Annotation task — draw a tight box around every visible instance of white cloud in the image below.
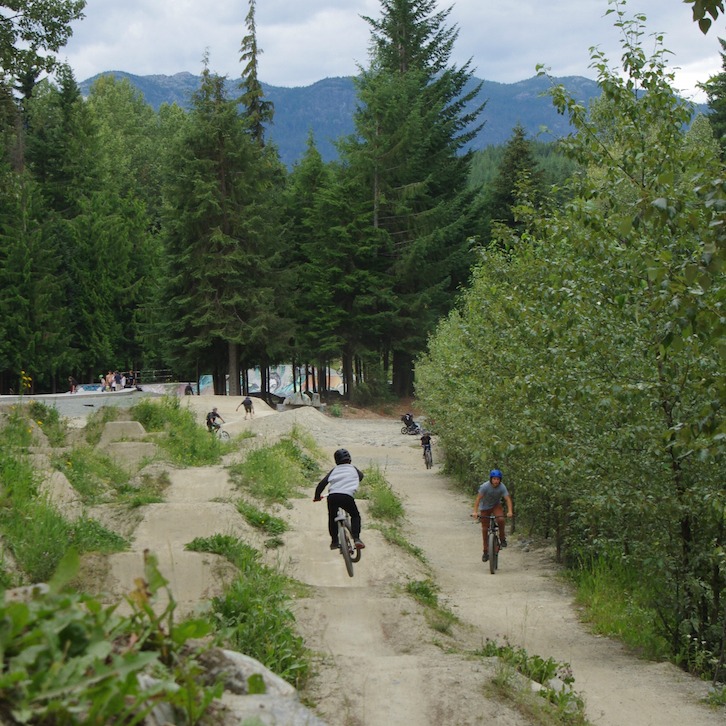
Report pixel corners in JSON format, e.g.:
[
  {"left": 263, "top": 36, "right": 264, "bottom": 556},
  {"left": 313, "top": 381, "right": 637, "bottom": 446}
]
[{"left": 60, "top": 1, "right": 724, "bottom": 100}]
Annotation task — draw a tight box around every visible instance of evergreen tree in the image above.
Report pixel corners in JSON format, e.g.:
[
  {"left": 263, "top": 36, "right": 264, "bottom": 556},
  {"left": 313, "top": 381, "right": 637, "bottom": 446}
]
[
  {"left": 162, "top": 64, "right": 283, "bottom": 395},
  {"left": 485, "top": 123, "right": 545, "bottom": 232},
  {"left": 343, "top": 0, "right": 485, "bottom": 396},
  {"left": 238, "top": 0, "right": 273, "bottom": 147},
  {"left": 698, "top": 37, "right": 726, "bottom": 156}
]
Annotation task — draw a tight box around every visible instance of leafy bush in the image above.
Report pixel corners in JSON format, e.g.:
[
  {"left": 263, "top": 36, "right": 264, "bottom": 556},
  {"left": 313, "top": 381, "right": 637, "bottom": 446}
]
[
  {"left": 186, "top": 535, "right": 309, "bottom": 687},
  {"left": 0, "top": 552, "right": 219, "bottom": 724}
]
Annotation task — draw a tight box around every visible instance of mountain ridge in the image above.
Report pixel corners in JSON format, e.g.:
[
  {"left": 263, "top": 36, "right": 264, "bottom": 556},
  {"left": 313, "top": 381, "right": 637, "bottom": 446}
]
[{"left": 77, "top": 71, "right": 700, "bottom": 168}]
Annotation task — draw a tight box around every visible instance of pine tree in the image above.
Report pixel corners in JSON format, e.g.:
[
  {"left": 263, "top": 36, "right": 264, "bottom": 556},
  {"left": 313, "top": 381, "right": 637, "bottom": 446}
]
[
  {"left": 699, "top": 37, "right": 726, "bottom": 157},
  {"left": 485, "top": 123, "right": 545, "bottom": 232},
  {"left": 343, "top": 0, "right": 485, "bottom": 395},
  {"left": 238, "top": 0, "right": 274, "bottom": 146}
]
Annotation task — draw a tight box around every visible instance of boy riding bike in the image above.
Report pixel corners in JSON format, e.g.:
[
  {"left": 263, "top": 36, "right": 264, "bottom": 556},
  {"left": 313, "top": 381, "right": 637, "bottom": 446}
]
[
  {"left": 206, "top": 407, "right": 224, "bottom": 433},
  {"left": 472, "top": 469, "right": 513, "bottom": 562},
  {"left": 313, "top": 448, "right": 365, "bottom": 550}
]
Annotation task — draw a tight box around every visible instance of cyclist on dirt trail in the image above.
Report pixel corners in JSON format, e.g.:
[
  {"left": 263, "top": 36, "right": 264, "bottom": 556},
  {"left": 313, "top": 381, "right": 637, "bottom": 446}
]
[
  {"left": 206, "top": 407, "right": 224, "bottom": 433},
  {"left": 472, "top": 469, "right": 513, "bottom": 562},
  {"left": 313, "top": 448, "right": 365, "bottom": 551},
  {"left": 420, "top": 430, "right": 432, "bottom": 458}
]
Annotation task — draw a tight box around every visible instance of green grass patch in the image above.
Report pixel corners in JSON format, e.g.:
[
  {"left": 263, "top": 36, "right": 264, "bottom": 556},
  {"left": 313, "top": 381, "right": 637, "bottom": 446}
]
[
  {"left": 131, "top": 396, "right": 238, "bottom": 466},
  {"left": 53, "top": 446, "right": 131, "bottom": 504},
  {"left": 26, "top": 401, "right": 67, "bottom": 446},
  {"left": 122, "top": 469, "right": 171, "bottom": 507},
  {"left": 84, "top": 405, "right": 121, "bottom": 445},
  {"left": 374, "top": 523, "right": 427, "bottom": 563},
  {"left": 237, "top": 500, "right": 288, "bottom": 536},
  {"left": 186, "top": 534, "right": 310, "bottom": 687},
  {"left": 568, "top": 556, "right": 670, "bottom": 661},
  {"left": 405, "top": 578, "right": 458, "bottom": 635},
  {"left": 358, "top": 464, "right": 404, "bottom": 522},
  {"left": 2, "top": 405, "right": 34, "bottom": 449},
  {"left": 228, "top": 429, "right": 320, "bottom": 505},
  {"left": 0, "top": 429, "right": 127, "bottom": 583}
]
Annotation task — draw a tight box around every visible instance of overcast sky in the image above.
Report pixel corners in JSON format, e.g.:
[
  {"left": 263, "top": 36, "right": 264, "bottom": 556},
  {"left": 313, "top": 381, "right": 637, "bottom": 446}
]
[{"left": 61, "top": 1, "right": 724, "bottom": 102}]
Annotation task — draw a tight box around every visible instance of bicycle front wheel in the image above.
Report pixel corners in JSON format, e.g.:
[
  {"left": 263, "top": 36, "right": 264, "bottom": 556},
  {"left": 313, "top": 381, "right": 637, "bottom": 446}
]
[
  {"left": 488, "top": 531, "right": 498, "bottom": 574},
  {"left": 424, "top": 449, "right": 433, "bottom": 469},
  {"left": 218, "top": 430, "right": 230, "bottom": 441},
  {"left": 339, "top": 520, "right": 354, "bottom": 577}
]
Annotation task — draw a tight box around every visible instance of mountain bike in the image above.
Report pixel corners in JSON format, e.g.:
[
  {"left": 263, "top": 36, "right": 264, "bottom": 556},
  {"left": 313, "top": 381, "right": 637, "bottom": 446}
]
[
  {"left": 423, "top": 445, "right": 433, "bottom": 469},
  {"left": 335, "top": 507, "right": 362, "bottom": 577},
  {"left": 478, "top": 514, "right": 501, "bottom": 575},
  {"left": 208, "top": 424, "right": 230, "bottom": 441}
]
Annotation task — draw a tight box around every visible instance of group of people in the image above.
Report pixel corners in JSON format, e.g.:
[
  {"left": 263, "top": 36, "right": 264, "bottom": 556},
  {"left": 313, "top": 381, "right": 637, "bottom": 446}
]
[
  {"left": 98, "top": 370, "right": 136, "bottom": 391},
  {"left": 314, "top": 414, "right": 512, "bottom": 563}
]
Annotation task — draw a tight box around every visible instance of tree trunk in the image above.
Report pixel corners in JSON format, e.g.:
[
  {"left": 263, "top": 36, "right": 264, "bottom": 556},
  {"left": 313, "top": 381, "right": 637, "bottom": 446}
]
[
  {"left": 228, "top": 342, "right": 240, "bottom": 397},
  {"left": 392, "top": 350, "right": 414, "bottom": 397}
]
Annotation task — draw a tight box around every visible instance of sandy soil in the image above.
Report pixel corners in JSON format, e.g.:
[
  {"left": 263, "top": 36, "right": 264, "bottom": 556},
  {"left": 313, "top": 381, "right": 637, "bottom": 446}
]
[{"left": 83, "top": 397, "right": 721, "bottom": 726}]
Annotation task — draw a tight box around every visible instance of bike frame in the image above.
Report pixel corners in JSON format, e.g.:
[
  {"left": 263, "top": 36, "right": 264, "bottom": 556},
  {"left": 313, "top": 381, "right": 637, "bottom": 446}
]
[
  {"left": 335, "top": 507, "right": 361, "bottom": 577},
  {"left": 479, "top": 514, "right": 501, "bottom": 574}
]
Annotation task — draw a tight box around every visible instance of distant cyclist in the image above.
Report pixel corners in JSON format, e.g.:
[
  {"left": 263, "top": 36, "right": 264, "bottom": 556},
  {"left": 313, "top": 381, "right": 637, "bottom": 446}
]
[
  {"left": 420, "top": 430, "right": 432, "bottom": 458},
  {"left": 206, "top": 407, "right": 224, "bottom": 433},
  {"left": 313, "top": 448, "right": 365, "bottom": 550},
  {"left": 472, "top": 469, "right": 513, "bottom": 563}
]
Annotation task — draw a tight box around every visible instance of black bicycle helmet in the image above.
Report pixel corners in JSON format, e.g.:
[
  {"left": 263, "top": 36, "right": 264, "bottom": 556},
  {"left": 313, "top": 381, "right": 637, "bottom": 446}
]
[{"left": 334, "top": 448, "right": 352, "bottom": 465}]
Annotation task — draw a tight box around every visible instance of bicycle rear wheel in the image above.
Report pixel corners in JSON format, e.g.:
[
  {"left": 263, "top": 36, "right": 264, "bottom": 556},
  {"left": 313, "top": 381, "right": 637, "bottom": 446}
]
[
  {"left": 488, "top": 530, "right": 498, "bottom": 574},
  {"left": 424, "top": 448, "right": 433, "bottom": 469},
  {"left": 338, "top": 520, "right": 354, "bottom": 577}
]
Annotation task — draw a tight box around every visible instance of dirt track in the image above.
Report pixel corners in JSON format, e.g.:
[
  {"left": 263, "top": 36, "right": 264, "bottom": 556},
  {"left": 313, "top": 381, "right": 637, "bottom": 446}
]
[{"left": 91, "top": 397, "right": 721, "bottom": 726}]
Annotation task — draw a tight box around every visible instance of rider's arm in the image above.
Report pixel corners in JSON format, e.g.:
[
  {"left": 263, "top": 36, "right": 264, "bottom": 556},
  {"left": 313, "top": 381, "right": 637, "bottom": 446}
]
[
  {"left": 504, "top": 494, "right": 514, "bottom": 517},
  {"left": 313, "top": 471, "right": 332, "bottom": 501},
  {"left": 473, "top": 492, "right": 483, "bottom": 516}
]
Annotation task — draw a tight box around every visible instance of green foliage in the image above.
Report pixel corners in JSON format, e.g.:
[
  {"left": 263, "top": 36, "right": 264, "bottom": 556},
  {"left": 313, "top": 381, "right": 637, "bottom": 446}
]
[
  {"left": 416, "top": 3, "right": 725, "bottom": 679},
  {"left": 358, "top": 464, "right": 404, "bottom": 522},
  {"left": 406, "top": 578, "right": 439, "bottom": 608},
  {"left": 186, "top": 534, "right": 309, "bottom": 687},
  {"left": 237, "top": 500, "right": 288, "bottom": 536},
  {"left": 569, "top": 557, "right": 670, "bottom": 660},
  {"left": 131, "top": 396, "right": 230, "bottom": 466},
  {"left": 0, "top": 551, "right": 220, "bottom": 724},
  {"left": 228, "top": 430, "right": 319, "bottom": 504},
  {"left": 25, "top": 400, "right": 66, "bottom": 446},
  {"left": 83, "top": 404, "right": 121, "bottom": 445},
  {"left": 53, "top": 446, "right": 131, "bottom": 503}
]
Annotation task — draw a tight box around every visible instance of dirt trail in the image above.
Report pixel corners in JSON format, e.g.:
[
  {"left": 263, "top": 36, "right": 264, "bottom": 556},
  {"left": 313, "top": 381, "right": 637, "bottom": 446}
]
[{"left": 94, "top": 400, "right": 720, "bottom": 726}]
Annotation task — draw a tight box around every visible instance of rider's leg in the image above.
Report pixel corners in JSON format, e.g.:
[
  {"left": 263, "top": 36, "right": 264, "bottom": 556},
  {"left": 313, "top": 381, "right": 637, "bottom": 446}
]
[
  {"left": 480, "top": 507, "right": 493, "bottom": 552},
  {"left": 326, "top": 494, "right": 340, "bottom": 544},
  {"left": 335, "top": 493, "right": 362, "bottom": 540},
  {"left": 492, "top": 503, "right": 506, "bottom": 541}
]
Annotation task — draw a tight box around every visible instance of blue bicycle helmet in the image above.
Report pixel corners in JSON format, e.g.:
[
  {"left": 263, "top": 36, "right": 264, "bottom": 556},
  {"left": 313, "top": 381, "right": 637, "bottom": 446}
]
[{"left": 489, "top": 469, "right": 503, "bottom": 479}]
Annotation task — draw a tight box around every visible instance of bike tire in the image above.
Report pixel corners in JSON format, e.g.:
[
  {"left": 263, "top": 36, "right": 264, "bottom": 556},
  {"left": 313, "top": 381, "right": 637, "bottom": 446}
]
[
  {"left": 488, "top": 530, "right": 498, "bottom": 574},
  {"left": 339, "top": 520, "right": 354, "bottom": 577},
  {"left": 401, "top": 425, "right": 409, "bottom": 434},
  {"left": 424, "top": 449, "right": 433, "bottom": 469},
  {"left": 218, "top": 430, "right": 230, "bottom": 441}
]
